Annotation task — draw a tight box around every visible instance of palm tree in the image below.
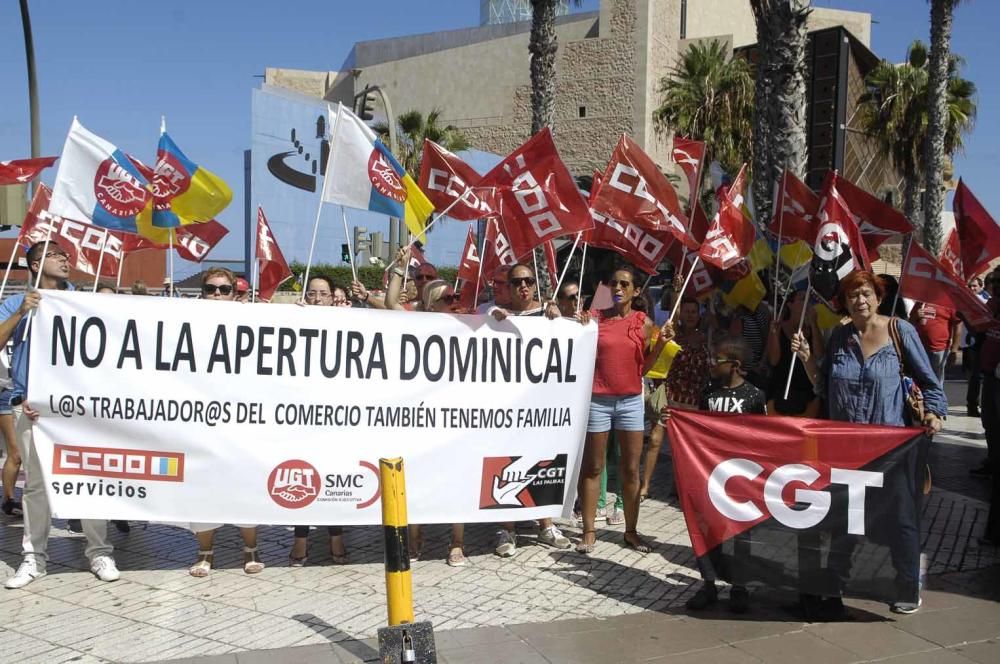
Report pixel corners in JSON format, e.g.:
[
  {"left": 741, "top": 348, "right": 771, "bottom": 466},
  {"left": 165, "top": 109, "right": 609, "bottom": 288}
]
[
  {"left": 859, "top": 40, "right": 976, "bottom": 233},
  {"left": 923, "top": 0, "right": 963, "bottom": 255},
  {"left": 749, "top": 0, "right": 811, "bottom": 221},
  {"left": 653, "top": 39, "right": 754, "bottom": 179},
  {"left": 373, "top": 109, "right": 469, "bottom": 177}
]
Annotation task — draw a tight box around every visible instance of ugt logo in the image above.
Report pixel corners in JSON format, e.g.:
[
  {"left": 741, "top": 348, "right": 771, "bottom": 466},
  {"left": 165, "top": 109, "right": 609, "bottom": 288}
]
[{"left": 268, "top": 459, "right": 320, "bottom": 509}]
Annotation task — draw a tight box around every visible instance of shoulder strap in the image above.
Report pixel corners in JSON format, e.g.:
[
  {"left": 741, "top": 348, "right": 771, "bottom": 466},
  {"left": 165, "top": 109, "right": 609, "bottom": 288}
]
[{"left": 887, "top": 317, "right": 907, "bottom": 378}]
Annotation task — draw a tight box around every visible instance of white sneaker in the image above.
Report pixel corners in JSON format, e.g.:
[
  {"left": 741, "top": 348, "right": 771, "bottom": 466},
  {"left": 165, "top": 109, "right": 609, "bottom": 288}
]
[
  {"left": 537, "top": 525, "right": 571, "bottom": 549},
  {"left": 90, "top": 556, "right": 120, "bottom": 582},
  {"left": 494, "top": 529, "right": 517, "bottom": 557},
  {"left": 5, "top": 559, "right": 46, "bottom": 589}
]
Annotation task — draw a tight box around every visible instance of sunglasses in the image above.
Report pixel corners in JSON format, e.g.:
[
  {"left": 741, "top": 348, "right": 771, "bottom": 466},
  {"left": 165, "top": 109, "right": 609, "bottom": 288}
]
[
  {"left": 558, "top": 291, "right": 579, "bottom": 300},
  {"left": 45, "top": 250, "right": 70, "bottom": 260},
  {"left": 610, "top": 280, "right": 633, "bottom": 289},
  {"left": 510, "top": 277, "right": 536, "bottom": 287},
  {"left": 202, "top": 284, "right": 234, "bottom": 295},
  {"left": 416, "top": 273, "right": 435, "bottom": 281},
  {"left": 438, "top": 293, "right": 458, "bottom": 304}
]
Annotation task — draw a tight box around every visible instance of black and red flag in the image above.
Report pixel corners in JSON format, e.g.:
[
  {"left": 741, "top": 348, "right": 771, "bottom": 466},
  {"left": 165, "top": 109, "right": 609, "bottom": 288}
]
[
  {"left": 810, "top": 171, "right": 872, "bottom": 302},
  {"left": 668, "top": 409, "right": 928, "bottom": 602}
]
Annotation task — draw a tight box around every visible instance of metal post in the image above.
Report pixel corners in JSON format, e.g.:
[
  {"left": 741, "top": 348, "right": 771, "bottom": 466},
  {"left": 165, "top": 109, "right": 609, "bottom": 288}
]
[
  {"left": 19, "top": 0, "right": 40, "bottom": 196},
  {"left": 379, "top": 457, "right": 413, "bottom": 625}
]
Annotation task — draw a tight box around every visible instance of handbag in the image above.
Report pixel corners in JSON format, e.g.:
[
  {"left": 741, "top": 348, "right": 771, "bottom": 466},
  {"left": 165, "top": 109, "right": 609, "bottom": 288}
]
[{"left": 888, "top": 317, "right": 932, "bottom": 494}]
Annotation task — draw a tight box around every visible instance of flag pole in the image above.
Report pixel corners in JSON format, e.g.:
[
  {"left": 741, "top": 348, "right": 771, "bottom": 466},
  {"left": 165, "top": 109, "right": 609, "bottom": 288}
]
[
  {"left": 21, "top": 213, "right": 54, "bottom": 343},
  {"left": 669, "top": 255, "right": 700, "bottom": 322},
  {"left": 576, "top": 241, "right": 588, "bottom": 314},
  {"left": 92, "top": 228, "right": 109, "bottom": 292},
  {"left": 0, "top": 233, "right": 24, "bottom": 300},
  {"left": 116, "top": 253, "right": 125, "bottom": 292},
  {"left": 250, "top": 259, "right": 259, "bottom": 303},
  {"left": 782, "top": 277, "right": 812, "bottom": 400},
  {"left": 533, "top": 252, "right": 542, "bottom": 304},
  {"left": 340, "top": 205, "right": 358, "bottom": 283},
  {"left": 168, "top": 230, "right": 175, "bottom": 297},
  {"left": 302, "top": 118, "right": 336, "bottom": 302},
  {"left": 772, "top": 175, "right": 785, "bottom": 318},
  {"left": 551, "top": 232, "right": 581, "bottom": 304},
  {"left": 472, "top": 225, "right": 486, "bottom": 312},
  {"left": 410, "top": 195, "right": 465, "bottom": 247},
  {"left": 891, "top": 235, "right": 911, "bottom": 317}
]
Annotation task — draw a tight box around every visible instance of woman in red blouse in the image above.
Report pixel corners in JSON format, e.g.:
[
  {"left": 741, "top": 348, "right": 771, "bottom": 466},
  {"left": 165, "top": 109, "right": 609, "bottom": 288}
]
[{"left": 577, "top": 266, "right": 674, "bottom": 554}]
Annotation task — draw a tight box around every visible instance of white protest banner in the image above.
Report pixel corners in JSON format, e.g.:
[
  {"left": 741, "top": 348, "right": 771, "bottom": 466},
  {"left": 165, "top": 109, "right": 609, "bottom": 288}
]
[{"left": 28, "top": 292, "right": 596, "bottom": 525}]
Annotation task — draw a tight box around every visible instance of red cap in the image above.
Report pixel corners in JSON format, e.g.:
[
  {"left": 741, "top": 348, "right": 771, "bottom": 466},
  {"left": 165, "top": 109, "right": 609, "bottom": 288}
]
[{"left": 236, "top": 277, "right": 250, "bottom": 292}]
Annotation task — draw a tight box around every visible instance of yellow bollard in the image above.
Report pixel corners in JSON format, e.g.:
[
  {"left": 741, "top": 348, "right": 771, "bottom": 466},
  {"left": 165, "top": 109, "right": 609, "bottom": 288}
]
[{"left": 380, "top": 457, "right": 414, "bottom": 626}]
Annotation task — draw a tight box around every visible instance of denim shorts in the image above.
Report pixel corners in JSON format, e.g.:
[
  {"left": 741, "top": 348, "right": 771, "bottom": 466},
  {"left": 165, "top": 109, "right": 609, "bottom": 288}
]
[
  {"left": 587, "top": 394, "right": 645, "bottom": 433},
  {"left": 0, "top": 388, "right": 12, "bottom": 416}
]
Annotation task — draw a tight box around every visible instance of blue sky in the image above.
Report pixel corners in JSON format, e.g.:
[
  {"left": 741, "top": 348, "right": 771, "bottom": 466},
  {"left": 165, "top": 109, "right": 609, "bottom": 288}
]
[{"left": 0, "top": 1, "right": 996, "bottom": 276}]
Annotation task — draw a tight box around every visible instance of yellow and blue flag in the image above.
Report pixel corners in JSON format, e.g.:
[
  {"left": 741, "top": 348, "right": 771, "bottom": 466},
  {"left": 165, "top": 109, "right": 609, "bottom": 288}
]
[{"left": 151, "top": 132, "right": 232, "bottom": 229}]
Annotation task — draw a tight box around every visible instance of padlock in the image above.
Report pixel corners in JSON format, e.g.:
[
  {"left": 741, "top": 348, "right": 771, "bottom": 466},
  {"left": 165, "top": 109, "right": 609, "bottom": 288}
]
[{"left": 401, "top": 632, "right": 416, "bottom": 663}]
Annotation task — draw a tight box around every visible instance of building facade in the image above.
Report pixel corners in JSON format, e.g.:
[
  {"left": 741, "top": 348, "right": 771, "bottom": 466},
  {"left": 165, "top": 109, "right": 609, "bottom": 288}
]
[{"left": 266, "top": 0, "right": 873, "bottom": 200}]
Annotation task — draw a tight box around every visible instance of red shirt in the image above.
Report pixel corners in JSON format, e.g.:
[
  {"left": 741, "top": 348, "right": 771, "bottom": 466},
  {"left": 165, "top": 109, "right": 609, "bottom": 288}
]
[
  {"left": 592, "top": 310, "right": 646, "bottom": 396},
  {"left": 912, "top": 304, "right": 958, "bottom": 352}
]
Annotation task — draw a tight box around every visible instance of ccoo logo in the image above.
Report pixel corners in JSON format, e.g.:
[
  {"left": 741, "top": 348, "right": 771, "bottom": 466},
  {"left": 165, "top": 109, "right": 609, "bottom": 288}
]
[{"left": 267, "top": 459, "right": 320, "bottom": 509}]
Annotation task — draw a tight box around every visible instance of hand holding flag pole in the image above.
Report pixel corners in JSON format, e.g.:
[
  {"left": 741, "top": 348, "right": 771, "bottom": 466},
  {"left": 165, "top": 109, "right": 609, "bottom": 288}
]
[{"left": 782, "top": 276, "right": 812, "bottom": 401}]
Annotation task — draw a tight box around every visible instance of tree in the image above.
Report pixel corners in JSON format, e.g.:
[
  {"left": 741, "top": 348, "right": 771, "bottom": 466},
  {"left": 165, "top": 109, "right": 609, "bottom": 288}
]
[
  {"left": 527, "top": 0, "right": 581, "bottom": 297},
  {"left": 859, "top": 40, "right": 976, "bottom": 233},
  {"left": 653, "top": 39, "right": 754, "bottom": 179},
  {"left": 373, "top": 109, "right": 469, "bottom": 177},
  {"left": 749, "top": 0, "right": 811, "bottom": 221},
  {"left": 923, "top": 0, "right": 963, "bottom": 255}
]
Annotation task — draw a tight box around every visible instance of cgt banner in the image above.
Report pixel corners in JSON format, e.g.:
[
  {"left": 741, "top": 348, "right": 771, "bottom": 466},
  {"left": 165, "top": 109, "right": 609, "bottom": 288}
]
[
  {"left": 28, "top": 291, "right": 597, "bottom": 525},
  {"left": 667, "top": 409, "right": 928, "bottom": 603}
]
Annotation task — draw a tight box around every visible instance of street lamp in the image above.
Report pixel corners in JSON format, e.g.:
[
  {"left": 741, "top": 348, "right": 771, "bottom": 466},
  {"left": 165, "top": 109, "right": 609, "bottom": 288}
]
[
  {"left": 353, "top": 84, "right": 402, "bottom": 256},
  {"left": 19, "top": 0, "right": 40, "bottom": 195}
]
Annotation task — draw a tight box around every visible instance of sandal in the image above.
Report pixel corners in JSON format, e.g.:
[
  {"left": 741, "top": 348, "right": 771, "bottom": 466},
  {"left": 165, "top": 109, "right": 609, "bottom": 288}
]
[
  {"left": 624, "top": 531, "right": 651, "bottom": 554},
  {"left": 446, "top": 546, "right": 468, "bottom": 567},
  {"left": 243, "top": 546, "right": 265, "bottom": 574},
  {"left": 2, "top": 498, "right": 23, "bottom": 517},
  {"left": 575, "top": 530, "right": 597, "bottom": 554},
  {"left": 330, "top": 537, "right": 349, "bottom": 565},
  {"left": 189, "top": 550, "right": 213, "bottom": 577}
]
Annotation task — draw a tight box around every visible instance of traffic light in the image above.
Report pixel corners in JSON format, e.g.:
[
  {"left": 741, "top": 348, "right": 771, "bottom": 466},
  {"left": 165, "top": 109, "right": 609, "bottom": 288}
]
[
  {"left": 353, "top": 226, "right": 370, "bottom": 256},
  {"left": 357, "top": 88, "right": 378, "bottom": 121},
  {"left": 341, "top": 243, "right": 350, "bottom": 263}
]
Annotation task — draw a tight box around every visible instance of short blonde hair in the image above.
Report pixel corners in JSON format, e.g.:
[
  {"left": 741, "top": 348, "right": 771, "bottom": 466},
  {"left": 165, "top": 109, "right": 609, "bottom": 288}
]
[{"left": 201, "top": 267, "right": 235, "bottom": 286}]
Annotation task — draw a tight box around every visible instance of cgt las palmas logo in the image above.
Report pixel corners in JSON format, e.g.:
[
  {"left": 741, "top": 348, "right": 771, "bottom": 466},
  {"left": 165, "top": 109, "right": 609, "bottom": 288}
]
[
  {"left": 479, "top": 455, "right": 568, "bottom": 509},
  {"left": 268, "top": 459, "right": 381, "bottom": 510}
]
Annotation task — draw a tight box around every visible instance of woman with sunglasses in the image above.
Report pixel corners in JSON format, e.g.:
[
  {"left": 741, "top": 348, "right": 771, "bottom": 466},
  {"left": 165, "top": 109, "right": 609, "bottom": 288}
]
[
  {"left": 488, "top": 263, "right": 571, "bottom": 556},
  {"left": 286, "top": 275, "right": 351, "bottom": 566},
  {"left": 576, "top": 266, "right": 675, "bottom": 554},
  {"left": 189, "top": 268, "right": 265, "bottom": 577}
]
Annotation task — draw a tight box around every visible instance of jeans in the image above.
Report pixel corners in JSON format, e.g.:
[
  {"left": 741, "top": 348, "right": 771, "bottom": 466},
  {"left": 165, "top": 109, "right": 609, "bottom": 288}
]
[
  {"left": 15, "top": 405, "right": 112, "bottom": 568},
  {"left": 927, "top": 350, "right": 947, "bottom": 386}
]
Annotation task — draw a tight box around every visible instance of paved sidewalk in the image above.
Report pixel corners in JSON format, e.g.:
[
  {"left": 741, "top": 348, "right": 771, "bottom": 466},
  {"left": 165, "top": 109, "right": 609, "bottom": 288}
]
[{"left": 0, "top": 382, "right": 997, "bottom": 663}]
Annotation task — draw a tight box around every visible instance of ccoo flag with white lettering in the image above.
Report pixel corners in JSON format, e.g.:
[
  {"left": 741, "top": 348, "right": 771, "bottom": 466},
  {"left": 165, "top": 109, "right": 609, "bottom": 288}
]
[{"left": 667, "top": 409, "right": 927, "bottom": 605}]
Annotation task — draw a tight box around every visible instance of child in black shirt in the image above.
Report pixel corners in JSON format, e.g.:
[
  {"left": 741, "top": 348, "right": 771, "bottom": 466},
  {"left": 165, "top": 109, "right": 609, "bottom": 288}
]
[{"left": 666, "top": 337, "right": 766, "bottom": 614}]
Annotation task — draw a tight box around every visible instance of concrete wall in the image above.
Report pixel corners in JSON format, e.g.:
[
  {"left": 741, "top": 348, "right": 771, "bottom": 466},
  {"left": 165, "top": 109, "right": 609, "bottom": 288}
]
[{"left": 684, "top": 2, "right": 870, "bottom": 49}]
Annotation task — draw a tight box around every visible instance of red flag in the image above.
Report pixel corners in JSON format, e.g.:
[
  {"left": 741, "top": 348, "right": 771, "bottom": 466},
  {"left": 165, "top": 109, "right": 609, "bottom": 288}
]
[
  {"left": 667, "top": 409, "right": 923, "bottom": 558},
  {"left": 810, "top": 171, "right": 872, "bottom": 301},
  {"left": 834, "top": 173, "right": 912, "bottom": 255},
  {"left": 175, "top": 220, "right": 229, "bottom": 263},
  {"left": 769, "top": 170, "right": 819, "bottom": 243},
  {"left": 0, "top": 156, "right": 58, "bottom": 185},
  {"left": 953, "top": 179, "right": 1000, "bottom": 279},
  {"left": 666, "top": 241, "right": 715, "bottom": 299},
  {"left": 543, "top": 241, "right": 558, "bottom": 287},
  {"left": 456, "top": 226, "right": 483, "bottom": 285},
  {"left": 18, "top": 184, "right": 125, "bottom": 278},
  {"left": 587, "top": 195, "right": 675, "bottom": 276},
  {"left": 481, "top": 218, "right": 518, "bottom": 282},
  {"left": 939, "top": 228, "right": 964, "bottom": 279},
  {"left": 671, "top": 137, "right": 705, "bottom": 207},
  {"left": 256, "top": 207, "right": 293, "bottom": 300},
  {"left": 591, "top": 134, "right": 696, "bottom": 250},
  {"left": 901, "top": 241, "right": 995, "bottom": 332},
  {"left": 700, "top": 164, "right": 754, "bottom": 270},
  {"left": 478, "top": 128, "right": 594, "bottom": 259},
  {"left": 418, "top": 140, "right": 495, "bottom": 221}
]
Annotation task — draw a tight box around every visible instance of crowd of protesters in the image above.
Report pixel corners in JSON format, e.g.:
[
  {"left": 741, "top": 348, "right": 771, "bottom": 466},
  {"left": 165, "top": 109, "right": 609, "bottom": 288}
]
[{"left": 1, "top": 238, "right": 997, "bottom": 620}]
